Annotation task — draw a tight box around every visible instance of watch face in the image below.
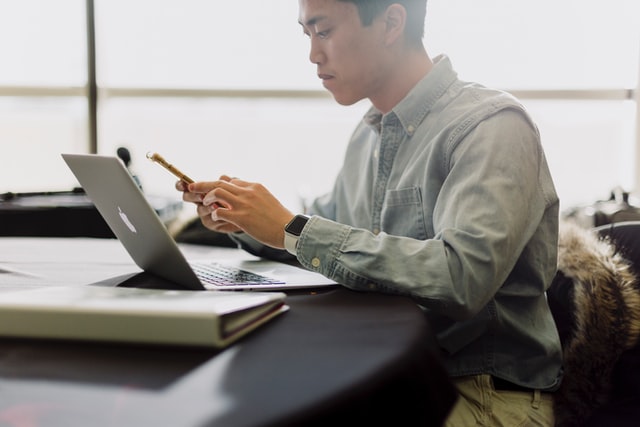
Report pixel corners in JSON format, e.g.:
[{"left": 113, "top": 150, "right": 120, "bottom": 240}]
[{"left": 286, "top": 215, "right": 308, "bottom": 236}]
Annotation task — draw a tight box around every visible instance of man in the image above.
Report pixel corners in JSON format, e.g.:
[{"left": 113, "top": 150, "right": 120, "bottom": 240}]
[{"left": 178, "top": 0, "right": 562, "bottom": 424}]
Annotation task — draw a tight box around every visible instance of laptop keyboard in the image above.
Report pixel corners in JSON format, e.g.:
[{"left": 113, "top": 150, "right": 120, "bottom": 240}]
[{"left": 191, "top": 262, "right": 285, "bottom": 287}]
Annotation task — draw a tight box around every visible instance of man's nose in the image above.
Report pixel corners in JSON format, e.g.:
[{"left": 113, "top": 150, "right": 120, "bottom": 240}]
[{"left": 309, "top": 38, "right": 324, "bottom": 65}]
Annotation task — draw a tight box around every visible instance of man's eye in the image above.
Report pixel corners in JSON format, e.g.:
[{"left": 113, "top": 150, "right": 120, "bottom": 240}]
[{"left": 316, "top": 29, "right": 330, "bottom": 39}]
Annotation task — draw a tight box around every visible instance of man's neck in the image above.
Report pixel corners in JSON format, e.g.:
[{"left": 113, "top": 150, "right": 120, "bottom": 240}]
[{"left": 371, "top": 48, "right": 433, "bottom": 114}]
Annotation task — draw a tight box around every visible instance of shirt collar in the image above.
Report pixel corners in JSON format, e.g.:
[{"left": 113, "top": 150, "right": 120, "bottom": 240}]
[{"left": 365, "top": 55, "right": 458, "bottom": 136}]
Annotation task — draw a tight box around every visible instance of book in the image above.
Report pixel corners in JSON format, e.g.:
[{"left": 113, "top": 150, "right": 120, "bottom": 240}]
[{"left": 0, "top": 285, "right": 288, "bottom": 348}]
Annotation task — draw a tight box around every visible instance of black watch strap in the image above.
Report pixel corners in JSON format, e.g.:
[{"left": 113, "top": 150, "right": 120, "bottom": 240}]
[{"left": 284, "top": 215, "right": 309, "bottom": 255}]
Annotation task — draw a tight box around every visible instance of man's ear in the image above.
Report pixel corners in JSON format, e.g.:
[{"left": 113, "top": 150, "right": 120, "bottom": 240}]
[{"left": 383, "top": 4, "right": 406, "bottom": 46}]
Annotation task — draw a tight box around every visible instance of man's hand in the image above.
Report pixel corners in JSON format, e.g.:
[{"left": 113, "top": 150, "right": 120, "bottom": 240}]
[
  {"left": 177, "top": 176, "right": 294, "bottom": 248},
  {"left": 176, "top": 175, "right": 242, "bottom": 234}
]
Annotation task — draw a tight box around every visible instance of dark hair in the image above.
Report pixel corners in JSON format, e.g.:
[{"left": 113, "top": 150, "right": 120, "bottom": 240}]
[{"left": 338, "top": 0, "right": 427, "bottom": 46}]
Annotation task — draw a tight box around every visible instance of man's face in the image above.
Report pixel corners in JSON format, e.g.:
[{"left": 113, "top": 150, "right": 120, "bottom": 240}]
[{"left": 298, "top": 0, "right": 388, "bottom": 106}]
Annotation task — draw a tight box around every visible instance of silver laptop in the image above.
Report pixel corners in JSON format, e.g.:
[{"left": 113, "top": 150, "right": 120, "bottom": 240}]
[{"left": 61, "top": 153, "right": 337, "bottom": 291}]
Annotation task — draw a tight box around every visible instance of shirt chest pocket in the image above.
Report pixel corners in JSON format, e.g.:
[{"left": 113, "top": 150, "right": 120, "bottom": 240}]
[{"left": 380, "top": 187, "right": 428, "bottom": 240}]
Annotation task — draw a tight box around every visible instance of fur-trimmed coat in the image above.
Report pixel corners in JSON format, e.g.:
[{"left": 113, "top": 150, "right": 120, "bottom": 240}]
[{"left": 548, "top": 221, "right": 640, "bottom": 427}]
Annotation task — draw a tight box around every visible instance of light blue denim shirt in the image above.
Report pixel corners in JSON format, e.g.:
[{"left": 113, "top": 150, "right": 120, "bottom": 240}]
[{"left": 235, "top": 55, "right": 563, "bottom": 390}]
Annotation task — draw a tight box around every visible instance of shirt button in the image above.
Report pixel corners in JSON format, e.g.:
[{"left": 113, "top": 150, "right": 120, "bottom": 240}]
[
  {"left": 311, "top": 257, "right": 321, "bottom": 268},
  {"left": 373, "top": 228, "right": 380, "bottom": 235},
  {"left": 407, "top": 125, "right": 415, "bottom": 134}
]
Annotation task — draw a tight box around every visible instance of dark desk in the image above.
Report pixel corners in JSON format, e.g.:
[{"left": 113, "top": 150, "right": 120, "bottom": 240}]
[{"left": 0, "top": 238, "right": 457, "bottom": 426}]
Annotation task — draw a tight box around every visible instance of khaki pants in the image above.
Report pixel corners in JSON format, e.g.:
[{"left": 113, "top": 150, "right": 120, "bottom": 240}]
[{"left": 444, "top": 374, "right": 554, "bottom": 427}]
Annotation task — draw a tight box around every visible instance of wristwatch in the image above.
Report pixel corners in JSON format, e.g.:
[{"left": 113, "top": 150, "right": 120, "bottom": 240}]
[{"left": 284, "top": 214, "right": 309, "bottom": 256}]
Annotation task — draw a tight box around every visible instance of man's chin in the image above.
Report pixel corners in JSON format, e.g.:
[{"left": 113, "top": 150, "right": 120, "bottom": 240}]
[{"left": 330, "top": 92, "right": 363, "bottom": 107}]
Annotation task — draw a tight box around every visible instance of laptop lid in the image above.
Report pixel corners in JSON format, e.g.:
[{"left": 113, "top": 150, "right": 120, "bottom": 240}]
[{"left": 61, "top": 153, "right": 336, "bottom": 291}]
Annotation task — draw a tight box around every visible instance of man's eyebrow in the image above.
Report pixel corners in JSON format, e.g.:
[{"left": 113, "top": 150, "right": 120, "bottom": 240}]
[{"left": 298, "top": 15, "right": 327, "bottom": 27}]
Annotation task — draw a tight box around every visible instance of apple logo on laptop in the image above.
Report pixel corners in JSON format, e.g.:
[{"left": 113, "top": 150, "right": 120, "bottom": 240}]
[{"left": 118, "top": 206, "right": 137, "bottom": 233}]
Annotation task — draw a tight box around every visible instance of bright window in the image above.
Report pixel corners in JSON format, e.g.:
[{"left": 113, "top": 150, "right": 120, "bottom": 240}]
[
  {"left": 425, "top": 0, "right": 640, "bottom": 89},
  {"left": 96, "top": 0, "right": 316, "bottom": 90},
  {"left": 0, "top": 0, "right": 86, "bottom": 86},
  {"left": 1, "top": 0, "right": 638, "bottom": 212}
]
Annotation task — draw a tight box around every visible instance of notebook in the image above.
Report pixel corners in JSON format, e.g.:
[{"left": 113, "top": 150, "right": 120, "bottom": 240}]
[
  {"left": 0, "top": 285, "right": 288, "bottom": 348},
  {"left": 61, "top": 153, "right": 337, "bottom": 291}
]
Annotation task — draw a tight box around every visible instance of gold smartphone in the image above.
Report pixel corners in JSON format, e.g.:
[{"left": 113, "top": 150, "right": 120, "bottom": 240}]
[{"left": 146, "top": 152, "right": 194, "bottom": 184}]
